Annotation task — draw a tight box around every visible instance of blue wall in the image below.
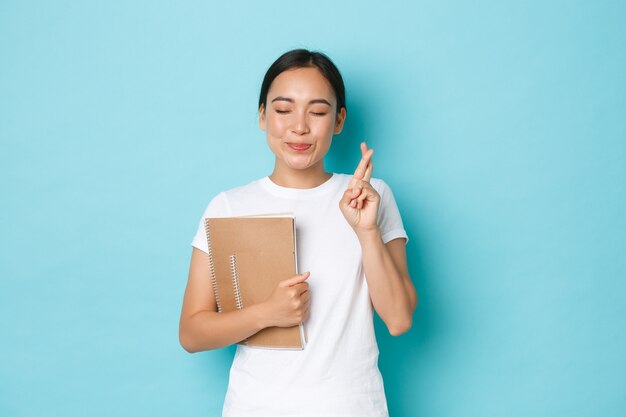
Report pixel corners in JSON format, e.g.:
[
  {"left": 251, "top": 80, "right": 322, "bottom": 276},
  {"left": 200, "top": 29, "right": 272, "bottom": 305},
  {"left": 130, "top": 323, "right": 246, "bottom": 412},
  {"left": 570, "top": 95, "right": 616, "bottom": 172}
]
[{"left": 1, "top": 1, "right": 624, "bottom": 416}]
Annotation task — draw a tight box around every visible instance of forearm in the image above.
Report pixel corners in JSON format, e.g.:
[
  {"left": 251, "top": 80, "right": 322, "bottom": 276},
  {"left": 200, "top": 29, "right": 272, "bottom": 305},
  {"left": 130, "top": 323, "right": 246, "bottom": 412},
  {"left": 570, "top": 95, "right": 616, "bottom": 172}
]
[
  {"left": 358, "top": 228, "right": 413, "bottom": 334},
  {"left": 179, "top": 304, "right": 268, "bottom": 353}
]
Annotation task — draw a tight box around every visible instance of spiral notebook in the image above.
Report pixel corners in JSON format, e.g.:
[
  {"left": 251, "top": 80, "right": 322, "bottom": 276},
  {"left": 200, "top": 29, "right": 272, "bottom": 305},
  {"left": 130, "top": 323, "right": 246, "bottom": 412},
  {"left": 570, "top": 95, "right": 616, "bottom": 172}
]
[{"left": 203, "top": 213, "right": 307, "bottom": 350}]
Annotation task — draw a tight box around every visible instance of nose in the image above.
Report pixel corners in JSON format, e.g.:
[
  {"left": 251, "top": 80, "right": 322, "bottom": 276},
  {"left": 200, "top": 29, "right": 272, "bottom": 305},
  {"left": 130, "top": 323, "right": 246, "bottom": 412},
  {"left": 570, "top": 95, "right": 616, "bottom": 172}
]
[{"left": 291, "top": 111, "right": 309, "bottom": 135}]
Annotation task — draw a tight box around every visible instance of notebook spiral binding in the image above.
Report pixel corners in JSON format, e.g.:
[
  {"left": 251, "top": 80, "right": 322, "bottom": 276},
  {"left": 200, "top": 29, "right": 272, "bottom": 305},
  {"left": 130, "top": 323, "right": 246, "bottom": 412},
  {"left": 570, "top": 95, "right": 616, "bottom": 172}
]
[
  {"left": 204, "top": 219, "right": 223, "bottom": 313},
  {"left": 229, "top": 254, "right": 244, "bottom": 310}
]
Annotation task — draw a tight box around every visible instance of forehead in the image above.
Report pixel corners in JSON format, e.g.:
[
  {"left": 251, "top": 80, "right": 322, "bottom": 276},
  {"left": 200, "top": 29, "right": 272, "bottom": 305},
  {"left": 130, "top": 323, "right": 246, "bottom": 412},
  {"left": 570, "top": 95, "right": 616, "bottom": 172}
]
[{"left": 267, "top": 67, "right": 336, "bottom": 103}]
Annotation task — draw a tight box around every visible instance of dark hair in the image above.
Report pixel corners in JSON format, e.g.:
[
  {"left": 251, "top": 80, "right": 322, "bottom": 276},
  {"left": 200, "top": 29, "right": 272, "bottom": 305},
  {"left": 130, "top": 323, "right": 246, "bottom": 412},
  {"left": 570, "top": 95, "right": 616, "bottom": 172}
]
[{"left": 258, "top": 49, "right": 346, "bottom": 115}]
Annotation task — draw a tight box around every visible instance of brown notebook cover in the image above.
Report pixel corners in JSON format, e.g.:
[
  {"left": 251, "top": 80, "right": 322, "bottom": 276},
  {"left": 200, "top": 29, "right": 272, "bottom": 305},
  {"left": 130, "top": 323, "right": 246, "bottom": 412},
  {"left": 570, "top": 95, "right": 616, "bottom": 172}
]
[{"left": 203, "top": 214, "right": 306, "bottom": 350}]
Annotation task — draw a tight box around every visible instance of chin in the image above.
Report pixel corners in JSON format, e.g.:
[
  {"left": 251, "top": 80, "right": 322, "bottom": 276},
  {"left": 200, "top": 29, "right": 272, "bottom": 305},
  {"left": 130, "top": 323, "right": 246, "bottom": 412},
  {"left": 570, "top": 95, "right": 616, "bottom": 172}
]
[
  {"left": 285, "top": 162, "right": 313, "bottom": 170},
  {"left": 280, "top": 153, "right": 311, "bottom": 166}
]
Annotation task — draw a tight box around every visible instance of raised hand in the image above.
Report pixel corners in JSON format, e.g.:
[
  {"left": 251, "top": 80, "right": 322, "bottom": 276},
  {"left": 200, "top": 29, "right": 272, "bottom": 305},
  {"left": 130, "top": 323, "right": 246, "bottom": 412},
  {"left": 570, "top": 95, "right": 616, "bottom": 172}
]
[{"left": 339, "top": 142, "right": 381, "bottom": 233}]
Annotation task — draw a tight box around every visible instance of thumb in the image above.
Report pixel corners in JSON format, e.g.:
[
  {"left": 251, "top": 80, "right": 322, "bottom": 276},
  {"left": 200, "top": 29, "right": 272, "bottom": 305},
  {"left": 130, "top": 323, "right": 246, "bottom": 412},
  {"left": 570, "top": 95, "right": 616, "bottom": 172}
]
[
  {"left": 340, "top": 187, "right": 359, "bottom": 207},
  {"left": 279, "top": 271, "right": 310, "bottom": 287}
]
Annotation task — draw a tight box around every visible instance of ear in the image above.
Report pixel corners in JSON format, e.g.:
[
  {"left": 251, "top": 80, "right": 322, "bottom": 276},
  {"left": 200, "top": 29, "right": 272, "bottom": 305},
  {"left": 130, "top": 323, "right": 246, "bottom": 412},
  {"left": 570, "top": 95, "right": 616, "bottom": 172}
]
[
  {"left": 259, "top": 104, "right": 267, "bottom": 131},
  {"left": 333, "top": 107, "right": 347, "bottom": 135}
]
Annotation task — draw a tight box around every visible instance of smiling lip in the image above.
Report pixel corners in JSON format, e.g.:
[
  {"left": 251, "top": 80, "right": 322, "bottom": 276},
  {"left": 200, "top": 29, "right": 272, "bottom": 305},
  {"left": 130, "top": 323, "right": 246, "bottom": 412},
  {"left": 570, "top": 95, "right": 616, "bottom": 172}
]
[{"left": 287, "top": 143, "right": 312, "bottom": 151}]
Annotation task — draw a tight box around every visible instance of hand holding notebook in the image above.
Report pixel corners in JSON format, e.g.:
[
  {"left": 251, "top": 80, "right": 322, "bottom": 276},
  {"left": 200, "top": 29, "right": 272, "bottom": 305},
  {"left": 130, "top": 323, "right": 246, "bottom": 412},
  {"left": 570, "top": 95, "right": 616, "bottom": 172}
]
[
  {"left": 260, "top": 271, "right": 310, "bottom": 328},
  {"left": 204, "top": 213, "right": 308, "bottom": 349}
]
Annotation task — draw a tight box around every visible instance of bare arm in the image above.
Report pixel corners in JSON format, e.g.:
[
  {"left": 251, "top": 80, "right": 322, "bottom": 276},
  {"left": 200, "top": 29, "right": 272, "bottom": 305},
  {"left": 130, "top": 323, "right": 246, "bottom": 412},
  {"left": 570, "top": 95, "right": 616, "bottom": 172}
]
[
  {"left": 179, "top": 247, "right": 310, "bottom": 353},
  {"left": 339, "top": 141, "right": 418, "bottom": 336},
  {"left": 358, "top": 233, "right": 417, "bottom": 336}
]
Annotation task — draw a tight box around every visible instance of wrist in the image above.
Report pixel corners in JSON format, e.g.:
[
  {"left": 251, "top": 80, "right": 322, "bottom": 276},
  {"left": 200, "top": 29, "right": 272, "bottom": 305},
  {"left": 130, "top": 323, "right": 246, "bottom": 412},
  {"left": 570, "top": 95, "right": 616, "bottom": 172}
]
[
  {"left": 355, "top": 226, "right": 382, "bottom": 243},
  {"left": 248, "top": 303, "right": 271, "bottom": 330}
]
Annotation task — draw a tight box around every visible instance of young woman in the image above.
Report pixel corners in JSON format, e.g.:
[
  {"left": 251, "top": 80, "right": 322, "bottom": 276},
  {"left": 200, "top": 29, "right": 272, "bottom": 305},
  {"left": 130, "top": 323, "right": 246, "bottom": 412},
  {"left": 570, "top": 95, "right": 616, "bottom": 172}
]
[{"left": 179, "top": 49, "right": 417, "bottom": 417}]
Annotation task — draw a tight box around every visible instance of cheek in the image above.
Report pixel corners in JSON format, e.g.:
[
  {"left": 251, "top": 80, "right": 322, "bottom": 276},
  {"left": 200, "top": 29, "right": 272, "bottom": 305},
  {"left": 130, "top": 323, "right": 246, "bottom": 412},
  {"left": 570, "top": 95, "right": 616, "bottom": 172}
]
[
  {"left": 310, "top": 117, "right": 334, "bottom": 134},
  {"left": 267, "top": 116, "right": 289, "bottom": 135}
]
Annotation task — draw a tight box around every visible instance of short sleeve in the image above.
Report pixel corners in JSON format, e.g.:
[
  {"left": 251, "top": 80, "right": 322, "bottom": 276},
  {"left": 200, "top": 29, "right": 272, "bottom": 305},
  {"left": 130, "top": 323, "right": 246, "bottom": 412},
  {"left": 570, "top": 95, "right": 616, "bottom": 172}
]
[
  {"left": 191, "top": 192, "right": 231, "bottom": 253},
  {"left": 373, "top": 179, "right": 409, "bottom": 245}
]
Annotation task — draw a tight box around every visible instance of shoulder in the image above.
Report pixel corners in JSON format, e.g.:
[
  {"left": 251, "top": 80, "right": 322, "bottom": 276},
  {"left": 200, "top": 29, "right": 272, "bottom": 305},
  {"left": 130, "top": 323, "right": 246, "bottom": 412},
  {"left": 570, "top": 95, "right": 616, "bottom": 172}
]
[
  {"left": 201, "top": 177, "right": 265, "bottom": 217},
  {"left": 220, "top": 177, "right": 264, "bottom": 200}
]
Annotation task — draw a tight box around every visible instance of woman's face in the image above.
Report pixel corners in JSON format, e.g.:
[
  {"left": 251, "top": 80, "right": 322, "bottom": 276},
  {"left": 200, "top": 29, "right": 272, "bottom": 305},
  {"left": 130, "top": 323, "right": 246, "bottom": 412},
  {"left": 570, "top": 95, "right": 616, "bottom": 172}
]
[{"left": 259, "top": 67, "right": 346, "bottom": 173}]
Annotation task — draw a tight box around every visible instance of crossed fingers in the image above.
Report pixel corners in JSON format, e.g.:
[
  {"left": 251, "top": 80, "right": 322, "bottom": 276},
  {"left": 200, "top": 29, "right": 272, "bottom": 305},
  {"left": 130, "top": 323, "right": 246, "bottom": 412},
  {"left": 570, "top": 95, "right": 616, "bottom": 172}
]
[
  {"left": 349, "top": 142, "right": 374, "bottom": 209},
  {"left": 352, "top": 142, "right": 373, "bottom": 184}
]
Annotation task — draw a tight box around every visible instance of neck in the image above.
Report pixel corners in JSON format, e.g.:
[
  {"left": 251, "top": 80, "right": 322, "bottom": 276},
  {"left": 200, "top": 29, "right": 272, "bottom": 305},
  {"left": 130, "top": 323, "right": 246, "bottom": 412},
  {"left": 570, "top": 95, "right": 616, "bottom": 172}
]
[{"left": 268, "top": 161, "right": 332, "bottom": 189}]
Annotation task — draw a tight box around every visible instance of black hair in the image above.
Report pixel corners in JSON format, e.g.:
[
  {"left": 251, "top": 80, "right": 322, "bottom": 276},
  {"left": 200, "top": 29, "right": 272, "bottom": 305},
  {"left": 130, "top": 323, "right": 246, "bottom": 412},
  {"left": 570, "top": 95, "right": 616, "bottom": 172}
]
[{"left": 258, "top": 49, "right": 346, "bottom": 115}]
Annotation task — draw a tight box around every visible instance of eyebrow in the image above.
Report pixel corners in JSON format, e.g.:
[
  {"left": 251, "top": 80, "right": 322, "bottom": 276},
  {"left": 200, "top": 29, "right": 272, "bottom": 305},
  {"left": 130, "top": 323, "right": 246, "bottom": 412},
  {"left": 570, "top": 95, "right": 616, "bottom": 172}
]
[{"left": 271, "top": 96, "right": 332, "bottom": 106}]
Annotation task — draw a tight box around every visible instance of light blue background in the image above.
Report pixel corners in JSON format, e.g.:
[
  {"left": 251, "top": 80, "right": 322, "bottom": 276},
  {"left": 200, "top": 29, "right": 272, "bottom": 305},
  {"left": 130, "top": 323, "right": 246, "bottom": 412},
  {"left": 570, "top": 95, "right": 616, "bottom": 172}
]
[{"left": 1, "top": 1, "right": 625, "bottom": 416}]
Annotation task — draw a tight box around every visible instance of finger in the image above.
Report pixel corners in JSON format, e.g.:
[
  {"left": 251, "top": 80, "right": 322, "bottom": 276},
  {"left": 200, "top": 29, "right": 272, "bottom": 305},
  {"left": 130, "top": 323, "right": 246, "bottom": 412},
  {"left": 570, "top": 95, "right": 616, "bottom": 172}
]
[
  {"left": 353, "top": 148, "right": 374, "bottom": 181},
  {"left": 345, "top": 180, "right": 363, "bottom": 207},
  {"left": 354, "top": 149, "right": 373, "bottom": 179},
  {"left": 357, "top": 190, "right": 368, "bottom": 209},
  {"left": 349, "top": 180, "right": 363, "bottom": 207},
  {"left": 358, "top": 180, "right": 374, "bottom": 195},
  {"left": 356, "top": 182, "right": 375, "bottom": 209},
  {"left": 357, "top": 193, "right": 367, "bottom": 209},
  {"left": 293, "top": 282, "right": 309, "bottom": 295},
  {"left": 298, "top": 281, "right": 309, "bottom": 292},
  {"left": 341, "top": 186, "right": 359, "bottom": 207},
  {"left": 351, "top": 180, "right": 363, "bottom": 197},
  {"left": 363, "top": 158, "right": 373, "bottom": 182},
  {"left": 279, "top": 271, "right": 310, "bottom": 287}
]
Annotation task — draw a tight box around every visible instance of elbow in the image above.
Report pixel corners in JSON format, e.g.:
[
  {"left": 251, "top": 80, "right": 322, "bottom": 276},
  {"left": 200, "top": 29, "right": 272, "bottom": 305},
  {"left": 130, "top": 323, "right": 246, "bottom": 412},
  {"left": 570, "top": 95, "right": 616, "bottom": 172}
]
[
  {"left": 179, "top": 326, "right": 201, "bottom": 354},
  {"left": 388, "top": 317, "right": 412, "bottom": 337},
  {"left": 179, "top": 326, "right": 220, "bottom": 353},
  {"left": 180, "top": 340, "right": 199, "bottom": 354},
  {"left": 388, "top": 292, "right": 417, "bottom": 336},
  {"left": 179, "top": 334, "right": 196, "bottom": 354}
]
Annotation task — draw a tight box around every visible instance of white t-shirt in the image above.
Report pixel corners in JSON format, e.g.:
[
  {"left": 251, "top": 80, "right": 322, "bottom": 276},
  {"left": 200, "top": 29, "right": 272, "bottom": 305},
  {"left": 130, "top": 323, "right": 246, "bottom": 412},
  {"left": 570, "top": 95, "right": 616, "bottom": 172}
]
[{"left": 191, "top": 173, "right": 408, "bottom": 417}]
